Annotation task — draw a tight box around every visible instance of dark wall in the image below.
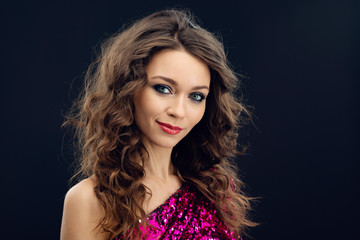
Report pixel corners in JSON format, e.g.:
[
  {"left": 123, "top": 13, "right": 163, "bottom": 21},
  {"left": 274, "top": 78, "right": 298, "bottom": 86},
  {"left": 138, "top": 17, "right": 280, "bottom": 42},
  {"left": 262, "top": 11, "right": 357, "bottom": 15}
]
[{"left": 1, "top": 0, "right": 358, "bottom": 239}]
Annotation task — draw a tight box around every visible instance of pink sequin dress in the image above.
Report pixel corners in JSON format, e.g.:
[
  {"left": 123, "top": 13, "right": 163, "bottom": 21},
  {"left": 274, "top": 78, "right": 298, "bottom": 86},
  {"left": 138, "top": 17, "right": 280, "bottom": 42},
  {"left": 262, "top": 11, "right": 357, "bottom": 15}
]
[{"left": 114, "top": 183, "right": 239, "bottom": 240}]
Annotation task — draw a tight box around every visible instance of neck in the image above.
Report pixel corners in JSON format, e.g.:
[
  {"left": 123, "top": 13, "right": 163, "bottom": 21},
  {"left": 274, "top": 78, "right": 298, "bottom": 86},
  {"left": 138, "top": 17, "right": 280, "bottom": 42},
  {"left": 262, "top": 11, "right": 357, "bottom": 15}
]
[{"left": 142, "top": 140, "right": 175, "bottom": 181}]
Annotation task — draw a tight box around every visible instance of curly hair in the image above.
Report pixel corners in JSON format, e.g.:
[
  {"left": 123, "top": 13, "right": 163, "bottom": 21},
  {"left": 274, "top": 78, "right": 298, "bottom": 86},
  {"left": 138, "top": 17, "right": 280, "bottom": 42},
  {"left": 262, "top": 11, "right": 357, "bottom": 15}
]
[{"left": 64, "top": 9, "right": 256, "bottom": 239}]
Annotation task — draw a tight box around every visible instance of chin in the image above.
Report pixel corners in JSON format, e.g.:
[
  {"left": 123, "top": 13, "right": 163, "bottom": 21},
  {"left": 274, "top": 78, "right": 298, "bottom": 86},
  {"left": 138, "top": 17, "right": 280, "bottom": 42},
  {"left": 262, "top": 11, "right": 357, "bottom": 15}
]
[
  {"left": 149, "top": 137, "right": 183, "bottom": 149},
  {"left": 156, "top": 141, "right": 180, "bottom": 149}
]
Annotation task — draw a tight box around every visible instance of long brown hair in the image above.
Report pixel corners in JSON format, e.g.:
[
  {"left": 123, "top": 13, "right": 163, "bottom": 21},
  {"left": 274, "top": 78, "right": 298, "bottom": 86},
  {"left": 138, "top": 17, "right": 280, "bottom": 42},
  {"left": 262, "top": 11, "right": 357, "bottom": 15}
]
[{"left": 64, "top": 9, "right": 256, "bottom": 239}]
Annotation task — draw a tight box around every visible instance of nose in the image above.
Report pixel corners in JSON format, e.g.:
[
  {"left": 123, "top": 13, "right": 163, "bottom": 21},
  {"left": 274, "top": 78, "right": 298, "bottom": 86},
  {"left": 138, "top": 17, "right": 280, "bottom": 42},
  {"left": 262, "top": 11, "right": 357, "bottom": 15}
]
[{"left": 167, "top": 96, "right": 185, "bottom": 119}]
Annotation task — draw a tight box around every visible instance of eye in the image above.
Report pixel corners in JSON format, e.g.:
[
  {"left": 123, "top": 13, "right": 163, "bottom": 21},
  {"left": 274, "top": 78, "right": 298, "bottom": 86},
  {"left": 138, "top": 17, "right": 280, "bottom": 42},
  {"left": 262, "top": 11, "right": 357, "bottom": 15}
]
[
  {"left": 189, "top": 92, "right": 206, "bottom": 103},
  {"left": 153, "top": 84, "right": 172, "bottom": 94}
]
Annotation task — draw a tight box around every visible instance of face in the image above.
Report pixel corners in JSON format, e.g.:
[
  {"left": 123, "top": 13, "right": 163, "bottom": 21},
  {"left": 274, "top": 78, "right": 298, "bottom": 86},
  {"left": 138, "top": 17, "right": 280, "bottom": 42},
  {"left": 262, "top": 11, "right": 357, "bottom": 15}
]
[{"left": 133, "top": 49, "right": 211, "bottom": 150}]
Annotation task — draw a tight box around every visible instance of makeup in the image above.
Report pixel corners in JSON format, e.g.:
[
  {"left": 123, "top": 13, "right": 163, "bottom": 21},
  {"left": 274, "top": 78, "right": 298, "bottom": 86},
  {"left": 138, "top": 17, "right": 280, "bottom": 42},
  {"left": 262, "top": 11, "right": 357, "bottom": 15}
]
[
  {"left": 156, "top": 121, "right": 182, "bottom": 135},
  {"left": 133, "top": 50, "right": 210, "bottom": 149}
]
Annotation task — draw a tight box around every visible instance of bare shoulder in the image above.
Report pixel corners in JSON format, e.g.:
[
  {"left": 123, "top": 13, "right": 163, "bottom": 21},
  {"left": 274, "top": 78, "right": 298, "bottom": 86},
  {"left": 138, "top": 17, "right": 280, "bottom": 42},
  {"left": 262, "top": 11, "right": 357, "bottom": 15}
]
[
  {"left": 60, "top": 177, "right": 109, "bottom": 240},
  {"left": 65, "top": 178, "right": 99, "bottom": 208}
]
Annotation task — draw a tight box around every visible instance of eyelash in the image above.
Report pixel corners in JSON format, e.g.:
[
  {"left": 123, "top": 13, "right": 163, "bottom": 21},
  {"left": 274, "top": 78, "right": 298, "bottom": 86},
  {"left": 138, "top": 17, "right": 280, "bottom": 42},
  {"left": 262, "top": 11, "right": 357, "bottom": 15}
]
[{"left": 152, "top": 84, "right": 206, "bottom": 103}]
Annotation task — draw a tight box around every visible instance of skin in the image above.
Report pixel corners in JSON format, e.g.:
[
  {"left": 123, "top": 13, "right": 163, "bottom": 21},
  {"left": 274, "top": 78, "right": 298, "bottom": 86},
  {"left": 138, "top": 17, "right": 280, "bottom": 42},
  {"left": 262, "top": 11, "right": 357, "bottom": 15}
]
[
  {"left": 60, "top": 177, "right": 107, "bottom": 240},
  {"left": 60, "top": 49, "right": 210, "bottom": 240},
  {"left": 133, "top": 49, "right": 210, "bottom": 213}
]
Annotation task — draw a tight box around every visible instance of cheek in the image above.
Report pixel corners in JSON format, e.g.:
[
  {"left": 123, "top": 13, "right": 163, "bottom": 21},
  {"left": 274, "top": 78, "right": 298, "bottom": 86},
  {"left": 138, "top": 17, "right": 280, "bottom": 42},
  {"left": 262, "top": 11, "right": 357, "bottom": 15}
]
[
  {"left": 134, "top": 93, "right": 148, "bottom": 126},
  {"left": 189, "top": 106, "right": 206, "bottom": 125},
  {"left": 134, "top": 91, "right": 160, "bottom": 121}
]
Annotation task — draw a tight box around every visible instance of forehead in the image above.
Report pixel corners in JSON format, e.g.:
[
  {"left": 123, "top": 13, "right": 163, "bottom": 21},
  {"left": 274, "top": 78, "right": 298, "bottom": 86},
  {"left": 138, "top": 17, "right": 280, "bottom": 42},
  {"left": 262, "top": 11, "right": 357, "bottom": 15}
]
[{"left": 146, "top": 49, "right": 211, "bottom": 88}]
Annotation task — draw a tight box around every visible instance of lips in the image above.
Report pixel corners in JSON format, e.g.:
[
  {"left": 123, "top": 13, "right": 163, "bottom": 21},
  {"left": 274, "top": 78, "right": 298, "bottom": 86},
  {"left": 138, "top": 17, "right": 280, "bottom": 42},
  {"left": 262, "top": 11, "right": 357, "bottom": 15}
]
[{"left": 156, "top": 121, "right": 183, "bottom": 135}]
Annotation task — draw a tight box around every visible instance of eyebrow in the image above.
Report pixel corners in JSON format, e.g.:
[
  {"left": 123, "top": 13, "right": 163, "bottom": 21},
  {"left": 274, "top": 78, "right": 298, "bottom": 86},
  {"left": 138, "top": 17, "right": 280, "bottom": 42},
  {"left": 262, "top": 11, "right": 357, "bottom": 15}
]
[{"left": 150, "top": 75, "right": 209, "bottom": 91}]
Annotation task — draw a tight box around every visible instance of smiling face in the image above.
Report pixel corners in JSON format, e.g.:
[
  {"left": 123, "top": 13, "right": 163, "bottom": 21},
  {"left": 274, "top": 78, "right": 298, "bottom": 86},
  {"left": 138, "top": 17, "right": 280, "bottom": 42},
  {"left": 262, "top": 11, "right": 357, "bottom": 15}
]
[{"left": 133, "top": 49, "right": 211, "bottom": 150}]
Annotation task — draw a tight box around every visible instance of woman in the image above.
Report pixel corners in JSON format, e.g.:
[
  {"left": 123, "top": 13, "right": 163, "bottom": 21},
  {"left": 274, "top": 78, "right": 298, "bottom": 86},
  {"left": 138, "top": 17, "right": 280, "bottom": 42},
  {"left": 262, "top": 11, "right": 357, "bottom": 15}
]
[{"left": 60, "top": 9, "right": 256, "bottom": 240}]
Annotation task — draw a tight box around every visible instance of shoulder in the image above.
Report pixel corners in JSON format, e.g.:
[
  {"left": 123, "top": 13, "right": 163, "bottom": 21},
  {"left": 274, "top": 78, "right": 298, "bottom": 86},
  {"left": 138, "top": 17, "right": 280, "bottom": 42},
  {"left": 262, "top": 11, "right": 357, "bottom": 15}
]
[
  {"left": 60, "top": 177, "right": 109, "bottom": 240},
  {"left": 64, "top": 178, "right": 98, "bottom": 208}
]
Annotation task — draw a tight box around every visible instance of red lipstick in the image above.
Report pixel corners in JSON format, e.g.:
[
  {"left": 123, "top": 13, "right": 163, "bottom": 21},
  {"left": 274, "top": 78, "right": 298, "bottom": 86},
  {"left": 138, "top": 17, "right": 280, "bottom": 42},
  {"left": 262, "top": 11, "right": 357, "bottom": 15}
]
[{"left": 156, "top": 121, "right": 182, "bottom": 135}]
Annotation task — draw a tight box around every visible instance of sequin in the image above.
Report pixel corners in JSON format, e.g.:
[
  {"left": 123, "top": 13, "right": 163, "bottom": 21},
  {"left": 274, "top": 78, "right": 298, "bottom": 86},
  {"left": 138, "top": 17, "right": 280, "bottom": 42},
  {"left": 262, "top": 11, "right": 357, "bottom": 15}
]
[{"left": 114, "top": 183, "right": 241, "bottom": 240}]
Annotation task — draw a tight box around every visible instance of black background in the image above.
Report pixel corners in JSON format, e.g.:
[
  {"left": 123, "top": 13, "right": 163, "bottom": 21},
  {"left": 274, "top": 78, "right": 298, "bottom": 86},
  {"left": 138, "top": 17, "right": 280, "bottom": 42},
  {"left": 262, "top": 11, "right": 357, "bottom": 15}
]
[{"left": 1, "top": 0, "right": 359, "bottom": 239}]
